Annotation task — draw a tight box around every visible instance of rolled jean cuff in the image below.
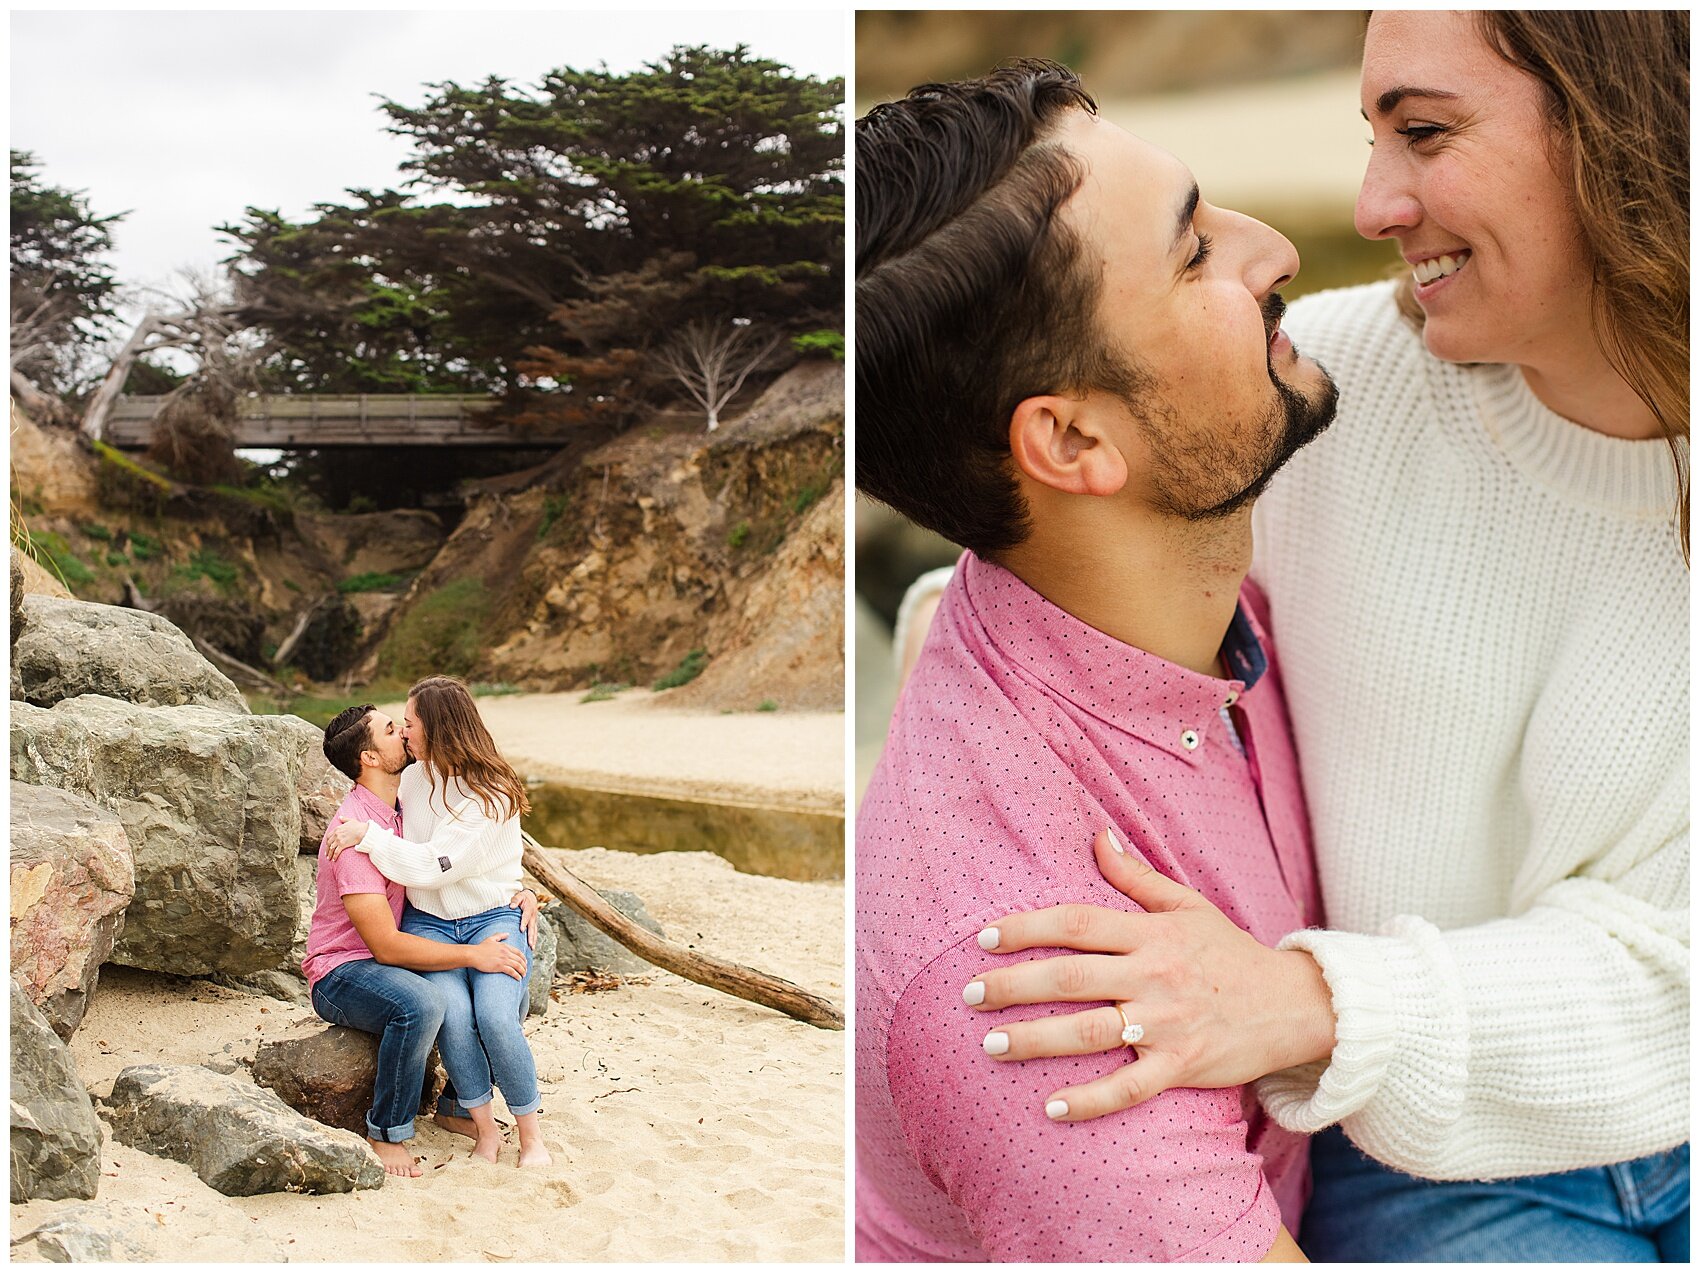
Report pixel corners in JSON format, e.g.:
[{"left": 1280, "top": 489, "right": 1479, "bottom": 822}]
[
  {"left": 505, "top": 1092, "right": 544, "bottom": 1117},
  {"left": 367, "top": 1114, "right": 417, "bottom": 1144},
  {"left": 436, "top": 1094, "right": 473, "bottom": 1119},
  {"left": 456, "top": 1087, "right": 496, "bottom": 1111}
]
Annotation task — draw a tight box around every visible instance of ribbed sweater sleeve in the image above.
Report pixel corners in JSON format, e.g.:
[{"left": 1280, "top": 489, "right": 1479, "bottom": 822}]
[
  {"left": 358, "top": 796, "right": 505, "bottom": 890},
  {"left": 1251, "top": 282, "right": 1689, "bottom": 1179}
]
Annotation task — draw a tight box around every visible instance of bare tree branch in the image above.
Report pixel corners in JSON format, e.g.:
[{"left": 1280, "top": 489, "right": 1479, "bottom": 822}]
[{"left": 653, "top": 320, "right": 784, "bottom": 432}]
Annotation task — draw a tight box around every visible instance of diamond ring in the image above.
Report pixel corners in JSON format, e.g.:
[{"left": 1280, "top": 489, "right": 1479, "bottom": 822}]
[{"left": 1114, "top": 1003, "right": 1144, "bottom": 1048}]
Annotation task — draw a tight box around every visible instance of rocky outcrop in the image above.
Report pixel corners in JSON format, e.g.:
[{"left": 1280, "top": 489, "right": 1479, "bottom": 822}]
[
  {"left": 544, "top": 889, "right": 666, "bottom": 976},
  {"left": 11, "top": 1206, "right": 150, "bottom": 1262},
  {"left": 275, "top": 725, "right": 354, "bottom": 853},
  {"left": 10, "top": 782, "right": 135, "bottom": 1038},
  {"left": 11, "top": 549, "right": 24, "bottom": 648},
  {"left": 11, "top": 593, "right": 248, "bottom": 712},
  {"left": 528, "top": 916, "right": 558, "bottom": 1016},
  {"left": 251, "top": 1023, "right": 444, "bottom": 1137},
  {"left": 11, "top": 697, "right": 317, "bottom": 977},
  {"left": 103, "top": 1063, "right": 385, "bottom": 1196},
  {"left": 212, "top": 854, "right": 317, "bottom": 1005},
  {"left": 11, "top": 981, "right": 103, "bottom": 1203}
]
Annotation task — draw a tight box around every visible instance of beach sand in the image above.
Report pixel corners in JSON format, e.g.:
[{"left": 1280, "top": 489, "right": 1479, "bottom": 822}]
[{"left": 13, "top": 698, "right": 847, "bottom": 1263}]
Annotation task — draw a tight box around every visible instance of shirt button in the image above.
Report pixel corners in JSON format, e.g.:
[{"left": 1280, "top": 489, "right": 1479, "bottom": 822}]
[
  {"left": 1180, "top": 730, "right": 1200, "bottom": 751},
  {"left": 1224, "top": 691, "right": 1239, "bottom": 707}
]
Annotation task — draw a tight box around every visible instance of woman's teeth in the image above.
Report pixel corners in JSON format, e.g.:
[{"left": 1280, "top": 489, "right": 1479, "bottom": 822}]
[{"left": 1413, "top": 251, "right": 1471, "bottom": 285}]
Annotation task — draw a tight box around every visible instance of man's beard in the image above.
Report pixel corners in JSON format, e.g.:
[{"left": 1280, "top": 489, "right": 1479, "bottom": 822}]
[
  {"left": 386, "top": 750, "right": 414, "bottom": 776},
  {"left": 1146, "top": 297, "right": 1338, "bottom": 522}
]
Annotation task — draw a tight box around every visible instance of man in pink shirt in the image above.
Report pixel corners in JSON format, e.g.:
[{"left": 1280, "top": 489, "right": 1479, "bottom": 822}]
[
  {"left": 303, "top": 704, "right": 536, "bottom": 1176},
  {"left": 855, "top": 62, "right": 1339, "bottom": 1260}
]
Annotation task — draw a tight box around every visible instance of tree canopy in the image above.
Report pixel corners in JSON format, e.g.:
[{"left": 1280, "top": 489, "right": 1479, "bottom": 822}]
[
  {"left": 222, "top": 45, "right": 844, "bottom": 430},
  {"left": 10, "top": 150, "right": 126, "bottom": 397}
]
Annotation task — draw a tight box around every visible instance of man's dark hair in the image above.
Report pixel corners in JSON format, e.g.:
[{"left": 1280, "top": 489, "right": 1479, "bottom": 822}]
[
  {"left": 856, "top": 59, "right": 1144, "bottom": 555},
  {"left": 323, "top": 703, "right": 378, "bottom": 781}
]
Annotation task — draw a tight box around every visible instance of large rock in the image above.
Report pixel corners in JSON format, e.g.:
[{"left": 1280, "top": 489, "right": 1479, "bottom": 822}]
[
  {"left": 11, "top": 1206, "right": 150, "bottom": 1262},
  {"left": 11, "top": 696, "right": 316, "bottom": 976},
  {"left": 103, "top": 1063, "right": 385, "bottom": 1196},
  {"left": 11, "top": 549, "right": 24, "bottom": 651},
  {"left": 271, "top": 716, "right": 353, "bottom": 852},
  {"left": 543, "top": 889, "right": 666, "bottom": 976},
  {"left": 528, "top": 915, "right": 558, "bottom": 1017},
  {"left": 251, "top": 1022, "right": 444, "bottom": 1137},
  {"left": 11, "top": 593, "right": 248, "bottom": 713},
  {"left": 11, "top": 981, "right": 102, "bottom": 1202},
  {"left": 211, "top": 852, "right": 317, "bottom": 1005},
  {"left": 10, "top": 782, "right": 136, "bottom": 1038}
]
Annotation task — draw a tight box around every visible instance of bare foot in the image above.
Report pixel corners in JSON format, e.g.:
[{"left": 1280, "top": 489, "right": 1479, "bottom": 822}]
[
  {"left": 518, "top": 1142, "right": 553, "bottom": 1168},
  {"left": 368, "top": 1139, "right": 423, "bottom": 1178},
  {"left": 432, "top": 1113, "right": 478, "bottom": 1140},
  {"left": 472, "top": 1131, "right": 503, "bottom": 1164}
]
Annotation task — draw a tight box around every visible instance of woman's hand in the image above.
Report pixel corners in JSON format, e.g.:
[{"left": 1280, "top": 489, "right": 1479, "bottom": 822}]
[
  {"left": 966, "top": 828, "right": 1338, "bottom": 1121},
  {"left": 324, "top": 819, "right": 371, "bottom": 861},
  {"left": 466, "top": 932, "right": 528, "bottom": 980},
  {"left": 509, "top": 889, "right": 540, "bottom": 949}
]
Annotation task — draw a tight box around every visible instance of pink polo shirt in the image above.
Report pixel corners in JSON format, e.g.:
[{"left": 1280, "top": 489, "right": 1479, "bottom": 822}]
[
  {"left": 856, "top": 552, "right": 1321, "bottom": 1262},
  {"left": 301, "top": 782, "right": 406, "bottom": 991}
]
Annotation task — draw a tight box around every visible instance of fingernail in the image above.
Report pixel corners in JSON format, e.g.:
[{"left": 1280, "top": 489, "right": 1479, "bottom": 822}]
[
  {"left": 982, "top": 1032, "right": 1009, "bottom": 1056},
  {"left": 1106, "top": 826, "right": 1126, "bottom": 854},
  {"left": 962, "top": 981, "right": 985, "bottom": 1006},
  {"left": 977, "top": 927, "right": 1000, "bottom": 950},
  {"left": 1045, "top": 1100, "right": 1069, "bottom": 1120}
]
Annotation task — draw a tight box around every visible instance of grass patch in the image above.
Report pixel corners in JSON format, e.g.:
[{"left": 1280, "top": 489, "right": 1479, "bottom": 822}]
[
  {"left": 728, "top": 520, "right": 750, "bottom": 549},
  {"left": 30, "top": 531, "right": 95, "bottom": 585},
  {"left": 178, "top": 547, "right": 239, "bottom": 589},
  {"left": 125, "top": 531, "right": 159, "bottom": 561},
  {"left": 792, "top": 483, "right": 824, "bottom": 516},
  {"left": 652, "top": 648, "right": 709, "bottom": 691},
  {"left": 105, "top": 550, "right": 128, "bottom": 566},
  {"left": 537, "top": 495, "right": 567, "bottom": 541},
  {"left": 757, "top": 699, "right": 779, "bottom": 712},
  {"left": 80, "top": 523, "right": 112, "bottom": 542},
  {"left": 580, "top": 680, "right": 629, "bottom": 703},
  {"left": 337, "top": 571, "right": 405, "bottom": 594},
  {"left": 377, "top": 577, "right": 489, "bottom": 680}
]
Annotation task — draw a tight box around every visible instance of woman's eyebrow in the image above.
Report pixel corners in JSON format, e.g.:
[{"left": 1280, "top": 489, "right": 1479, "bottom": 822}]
[{"left": 1365, "top": 85, "right": 1461, "bottom": 119}]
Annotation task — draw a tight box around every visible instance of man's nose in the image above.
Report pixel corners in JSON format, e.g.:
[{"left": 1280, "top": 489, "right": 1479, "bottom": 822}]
[
  {"left": 1227, "top": 208, "right": 1300, "bottom": 295},
  {"left": 1354, "top": 143, "right": 1422, "bottom": 241}
]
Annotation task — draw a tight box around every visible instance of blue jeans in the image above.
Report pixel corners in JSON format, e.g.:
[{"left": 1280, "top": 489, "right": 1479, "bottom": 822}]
[
  {"left": 400, "top": 903, "right": 541, "bottom": 1116},
  {"left": 1302, "top": 1126, "right": 1690, "bottom": 1262},
  {"left": 310, "top": 958, "right": 444, "bottom": 1143}
]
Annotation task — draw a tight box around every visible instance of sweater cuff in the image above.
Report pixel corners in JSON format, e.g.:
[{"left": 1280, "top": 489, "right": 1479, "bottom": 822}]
[{"left": 1255, "top": 918, "right": 1457, "bottom": 1135}]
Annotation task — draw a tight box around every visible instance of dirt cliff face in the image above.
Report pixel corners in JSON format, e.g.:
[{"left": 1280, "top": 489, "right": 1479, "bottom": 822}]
[{"left": 356, "top": 361, "right": 845, "bottom": 708}]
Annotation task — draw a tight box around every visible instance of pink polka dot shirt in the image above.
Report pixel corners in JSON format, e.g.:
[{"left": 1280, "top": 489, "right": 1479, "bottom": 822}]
[{"left": 856, "top": 552, "right": 1321, "bottom": 1262}]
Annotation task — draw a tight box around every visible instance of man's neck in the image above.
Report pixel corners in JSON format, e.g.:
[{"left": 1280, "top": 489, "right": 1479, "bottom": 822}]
[
  {"left": 357, "top": 768, "right": 401, "bottom": 809},
  {"left": 998, "top": 507, "right": 1251, "bottom": 677}
]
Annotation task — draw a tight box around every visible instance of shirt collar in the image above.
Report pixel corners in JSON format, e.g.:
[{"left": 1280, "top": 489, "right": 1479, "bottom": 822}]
[
  {"left": 956, "top": 551, "right": 1268, "bottom": 766},
  {"left": 348, "top": 780, "right": 403, "bottom": 833}
]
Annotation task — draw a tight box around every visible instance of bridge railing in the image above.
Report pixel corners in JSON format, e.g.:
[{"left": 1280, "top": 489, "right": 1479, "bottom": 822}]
[{"left": 104, "top": 394, "right": 559, "bottom": 449}]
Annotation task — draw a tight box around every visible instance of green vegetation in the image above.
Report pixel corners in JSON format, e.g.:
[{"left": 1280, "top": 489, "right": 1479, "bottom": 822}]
[
  {"left": 471, "top": 682, "right": 523, "bottom": 697},
  {"left": 791, "top": 329, "right": 844, "bottom": 361},
  {"left": 537, "top": 495, "right": 567, "bottom": 541},
  {"left": 125, "top": 531, "right": 159, "bottom": 561},
  {"left": 757, "top": 699, "right": 779, "bottom": 712},
  {"left": 653, "top": 647, "right": 709, "bottom": 691},
  {"left": 376, "top": 577, "right": 489, "bottom": 680},
  {"left": 581, "top": 681, "right": 629, "bottom": 704},
  {"left": 91, "top": 441, "right": 172, "bottom": 516},
  {"left": 29, "top": 531, "right": 94, "bottom": 585},
  {"left": 178, "top": 547, "right": 239, "bottom": 589},
  {"left": 80, "top": 522, "right": 112, "bottom": 541},
  {"left": 792, "top": 483, "right": 823, "bottom": 516},
  {"left": 105, "top": 550, "right": 128, "bottom": 567},
  {"left": 728, "top": 520, "right": 750, "bottom": 549},
  {"left": 337, "top": 571, "right": 405, "bottom": 594}
]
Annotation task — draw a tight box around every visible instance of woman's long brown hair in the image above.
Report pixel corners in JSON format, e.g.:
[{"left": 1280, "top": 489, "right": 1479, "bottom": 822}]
[
  {"left": 1391, "top": 10, "right": 1690, "bottom": 561},
  {"left": 407, "top": 675, "right": 532, "bottom": 819}
]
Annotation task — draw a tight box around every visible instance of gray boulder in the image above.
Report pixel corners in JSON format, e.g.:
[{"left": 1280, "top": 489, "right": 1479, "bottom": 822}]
[
  {"left": 210, "top": 853, "right": 316, "bottom": 1005},
  {"left": 11, "top": 696, "right": 312, "bottom": 977},
  {"left": 251, "top": 1022, "right": 444, "bottom": 1137},
  {"left": 11, "top": 593, "right": 248, "bottom": 713},
  {"left": 11, "top": 549, "right": 24, "bottom": 653},
  {"left": 11, "top": 981, "right": 102, "bottom": 1203},
  {"left": 528, "top": 915, "right": 558, "bottom": 1016},
  {"left": 11, "top": 1206, "right": 149, "bottom": 1262},
  {"left": 544, "top": 888, "right": 666, "bottom": 976},
  {"left": 103, "top": 1063, "right": 385, "bottom": 1196},
  {"left": 271, "top": 715, "right": 353, "bottom": 851},
  {"left": 10, "top": 782, "right": 135, "bottom": 1038}
]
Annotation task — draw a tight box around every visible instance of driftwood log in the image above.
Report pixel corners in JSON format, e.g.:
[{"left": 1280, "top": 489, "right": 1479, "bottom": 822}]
[{"left": 520, "top": 833, "right": 844, "bottom": 1031}]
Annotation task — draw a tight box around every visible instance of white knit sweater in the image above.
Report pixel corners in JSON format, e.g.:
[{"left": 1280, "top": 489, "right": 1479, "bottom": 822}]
[
  {"left": 1250, "top": 280, "right": 1689, "bottom": 1180},
  {"left": 358, "top": 762, "right": 524, "bottom": 921}
]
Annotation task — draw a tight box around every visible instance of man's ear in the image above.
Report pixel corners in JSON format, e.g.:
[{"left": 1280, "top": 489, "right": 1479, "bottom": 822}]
[{"left": 1008, "top": 395, "right": 1128, "bottom": 497}]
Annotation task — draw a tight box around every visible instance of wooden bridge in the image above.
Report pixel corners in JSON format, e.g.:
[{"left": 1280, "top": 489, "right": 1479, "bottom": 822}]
[{"left": 105, "top": 394, "right": 570, "bottom": 449}]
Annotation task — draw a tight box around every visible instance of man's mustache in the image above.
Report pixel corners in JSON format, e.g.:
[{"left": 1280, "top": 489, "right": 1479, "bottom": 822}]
[{"left": 1262, "top": 292, "right": 1287, "bottom": 343}]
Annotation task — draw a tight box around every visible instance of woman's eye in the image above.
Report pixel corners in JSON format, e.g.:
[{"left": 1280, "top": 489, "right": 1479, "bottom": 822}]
[
  {"left": 1394, "top": 124, "right": 1446, "bottom": 145},
  {"left": 1186, "top": 232, "right": 1214, "bottom": 271}
]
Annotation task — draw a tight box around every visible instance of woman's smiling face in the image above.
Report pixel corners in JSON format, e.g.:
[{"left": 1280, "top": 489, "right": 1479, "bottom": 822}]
[{"left": 1355, "top": 10, "right": 1593, "bottom": 368}]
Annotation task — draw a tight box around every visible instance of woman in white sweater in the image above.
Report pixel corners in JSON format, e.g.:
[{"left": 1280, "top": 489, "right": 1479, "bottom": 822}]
[
  {"left": 923, "top": 11, "right": 1687, "bottom": 1261},
  {"left": 327, "top": 675, "right": 551, "bottom": 1168}
]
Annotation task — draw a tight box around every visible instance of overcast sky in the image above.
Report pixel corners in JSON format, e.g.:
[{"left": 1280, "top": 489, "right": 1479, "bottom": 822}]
[{"left": 11, "top": 9, "right": 847, "bottom": 308}]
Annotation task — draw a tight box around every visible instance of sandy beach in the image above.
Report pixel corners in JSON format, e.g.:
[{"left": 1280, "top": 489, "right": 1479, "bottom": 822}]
[{"left": 14, "top": 699, "right": 847, "bottom": 1263}]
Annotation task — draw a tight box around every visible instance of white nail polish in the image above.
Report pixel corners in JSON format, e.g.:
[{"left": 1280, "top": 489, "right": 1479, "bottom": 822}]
[
  {"left": 983, "top": 1032, "right": 1009, "bottom": 1056},
  {"left": 1045, "top": 1100, "right": 1069, "bottom": 1120},
  {"left": 977, "top": 927, "right": 1000, "bottom": 950},
  {"left": 962, "top": 981, "right": 985, "bottom": 1006},
  {"left": 1106, "top": 827, "right": 1126, "bottom": 854}
]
